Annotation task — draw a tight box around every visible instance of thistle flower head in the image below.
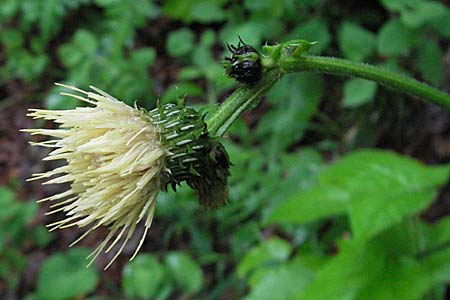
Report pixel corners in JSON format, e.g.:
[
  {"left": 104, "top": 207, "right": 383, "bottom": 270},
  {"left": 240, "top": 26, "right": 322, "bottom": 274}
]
[
  {"left": 24, "top": 84, "right": 166, "bottom": 268},
  {"left": 23, "top": 84, "right": 231, "bottom": 268}
]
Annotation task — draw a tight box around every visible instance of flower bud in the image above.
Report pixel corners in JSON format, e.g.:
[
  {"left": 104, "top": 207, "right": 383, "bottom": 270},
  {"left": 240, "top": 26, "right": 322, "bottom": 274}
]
[{"left": 224, "top": 37, "right": 262, "bottom": 85}]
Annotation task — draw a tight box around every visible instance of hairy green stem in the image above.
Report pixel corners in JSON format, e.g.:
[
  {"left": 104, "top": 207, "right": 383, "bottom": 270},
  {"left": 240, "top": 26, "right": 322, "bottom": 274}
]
[
  {"left": 206, "top": 70, "right": 279, "bottom": 136},
  {"left": 207, "top": 53, "right": 450, "bottom": 137},
  {"left": 282, "top": 56, "right": 450, "bottom": 109}
]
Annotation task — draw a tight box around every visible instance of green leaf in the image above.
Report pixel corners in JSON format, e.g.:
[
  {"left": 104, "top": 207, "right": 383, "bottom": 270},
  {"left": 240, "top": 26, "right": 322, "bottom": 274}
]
[
  {"left": 245, "top": 254, "right": 324, "bottom": 300},
  {"left": 122, "top": 254, "right": 167, "bottom": 299},
  {"left": 426, "top": 216, "right": 450, "bottom": 248},
  {"left": 299, "top": 240, "right": 382, "bottom": 300},
  {"left": 178, "top": 67, "right": 203, "bottom": 80},
  {"left": 229, "top": 221, "right": 261, "bottom": 258},
  {"left": 257, "top": 74, "right": 323, "bottom": 155},
  {"left": 45, "top": 84, "right": 81, "bottom": 110},
  {"left": 189, "top": 1, "right": 226, "bottom": 23},
  {"left": 343, "top": 78, "right": 377, "bottom": 107},
  {"left": 237, "top": 238, "right": 292, "bottom": 278},
  {"left": 166, "top": 28, "right": 195, "bottom": 57},
  {"left": 37, "top": 248, "right": 99, "bottom": 300},
  {"left": 400, "top": 1, "right": 447, "bottom": 28},
  {"left": 429, "top": 9, "right": 450, "bottom": 38},
  {"left": 364, "top": 257, "right": 433, "bottom": 300},
  {"left": 31, "top": 226, "right": 53, "bottom": 248},
  {"left": 417, "top": 40, "right": 444, "bottom": 86},
  {"left": 0, "top": 186, "right": 15, "bottom": 207},
  {"left": 266, "top": 185, "right": 349, "bottom": 225},
  {"left": 377, "top": 19, "right": 415, "bottom": 56},
  {"left": 0, "top": 0, "right": 20, "bottom": 21},
  {"left": 161, "top": 82, "right": 204, "bottom": 103},
  {"left": 288, "top": 18, "right": 330, "bottom": 55},
  {"left": 267, "top": 150, "right": 450, "bottom": 242},
  {"left": 244, "top": 0, "right": 275, "bottom": 12},
  {"left": 40, "top": 0, "right": 63, "bottom": 42},
  {"left": 163, "top": 0, "right": 226, "bottom": 23},
  {"left": 380, "top": 0, "right": 447, "bottom": 28},
  {"left": 299, "top": 236, "right": 436, "bottom": 300},
  {"left": 0, "top": 29, "right": 23, "bottom": 52},
  {"left": 165, "top": 251, "right": 203, "bottom": 293},
  {"left": 421, "top": 216, "right": 450, "bottom": 283},
  {"left": 423, "top": 247, "right": 450, "bottom": 283},
  {"left": 58, "top": 30, "right": 98, "bottom": 68},
  {"left": 338, "top": 22, "right": 376, "bottom": 61},
  {"left": 131, "top": 47, "right": 156, "bottom": 67},
  {"left": 220, "top": 20, "right": 271, "bottom": 47}
]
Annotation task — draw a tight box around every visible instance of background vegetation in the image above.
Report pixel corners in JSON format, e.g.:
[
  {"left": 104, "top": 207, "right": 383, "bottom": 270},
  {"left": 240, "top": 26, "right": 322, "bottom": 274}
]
[{"left": 1, "top": 0, "right": 450, "bottom": 299}]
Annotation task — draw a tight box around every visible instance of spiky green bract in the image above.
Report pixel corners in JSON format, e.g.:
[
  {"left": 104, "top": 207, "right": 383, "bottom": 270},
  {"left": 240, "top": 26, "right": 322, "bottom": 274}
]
[
  {"left": 187, "top": 141, "right": 231, "bottom": 208},
  {"left": 147, "top": 103, "right": 231, "bottom": 208}
]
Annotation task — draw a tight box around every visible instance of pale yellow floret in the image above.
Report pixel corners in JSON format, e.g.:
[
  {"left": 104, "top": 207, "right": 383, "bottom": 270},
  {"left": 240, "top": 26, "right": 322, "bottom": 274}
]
[{"left": 23, "top": 83, "right": 167, "bottom": 269}]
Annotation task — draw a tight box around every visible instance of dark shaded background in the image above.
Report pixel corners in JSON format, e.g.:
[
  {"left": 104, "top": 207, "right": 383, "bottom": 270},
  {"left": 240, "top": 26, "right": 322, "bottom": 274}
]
[{"left": 1, "top": 1, "right": 449, "bottom": 299}]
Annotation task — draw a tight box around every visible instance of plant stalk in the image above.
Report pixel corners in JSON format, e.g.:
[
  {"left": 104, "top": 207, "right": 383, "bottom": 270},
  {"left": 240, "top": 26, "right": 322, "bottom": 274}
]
[
  {"left": 207, "top": 53, "right": 450, "bottom": 137},
  {"left": 282, "top": 56, "right": 450, "bottom": 109},
  {"left": 206, "top": 70, "right": 279, "bottom": 136}
]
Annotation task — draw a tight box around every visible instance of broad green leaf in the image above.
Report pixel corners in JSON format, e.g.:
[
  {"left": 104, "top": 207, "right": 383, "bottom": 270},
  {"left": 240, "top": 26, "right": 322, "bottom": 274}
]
[
  {"left": 245, "top": 254, "right": 324, "bottom": 300},
  {"left": 299, "top": 236, "right": 436, "bottom": 300},
  {"left": 237, "top": 238, "right": 292, "bottom": 278},
  {"left": 166, "top": 28, "right": 195, "bottom": 57},
  {"left": 343, "top": 78, "right": 377, "bottom": 107},
  {"left": 417, "top": 40, "right": 444, "bottom": 86},
  {"left": 421, "top": 216, "right": 450, "bottom": 282},
  {"left": 426, "top": 216, "right": 450, "bottom": 248},
  {"left": 429, "top": 9, "right": 450, "bottom": 38},
  {"left": 122, "top": 254, "right": 167, "bottom": 299},
  {"left": 363, "top": 257, "right": 433, "bottom": 300},
  {"left": 267, "top": 150, "right": 450, "bottom": 242},
  {"left": 165, "top": 251, "right": 203, "bottom": 293},
  {"left": 424, "top": 247, "right": 450, "bottom": 283},
  {"left": 265, "top": 186, "right": 349, "bottom": 225},
  {"left": 299, "top": 240, "right": 383, "bottom": 300},
  {"left": 37, "top": 248, "right": 99, "bottom": 300},
  {"left": 377, "top": 19, "right": 415, "bottom": 56},
  {"left": 338, "top": 22, "right": 375, "bottom": 61}
]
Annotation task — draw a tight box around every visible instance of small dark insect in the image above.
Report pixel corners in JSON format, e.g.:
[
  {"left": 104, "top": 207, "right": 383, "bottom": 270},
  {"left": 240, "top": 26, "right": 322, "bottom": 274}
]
[{"left": 224, "top": 36, "right": 262, "bottom": 85}]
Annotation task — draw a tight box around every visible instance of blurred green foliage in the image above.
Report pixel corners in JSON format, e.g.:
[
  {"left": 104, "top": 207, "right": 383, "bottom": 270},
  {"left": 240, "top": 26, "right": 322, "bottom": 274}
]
[{"left": 1, "top": 0, "right": 450, "bottom": 299}]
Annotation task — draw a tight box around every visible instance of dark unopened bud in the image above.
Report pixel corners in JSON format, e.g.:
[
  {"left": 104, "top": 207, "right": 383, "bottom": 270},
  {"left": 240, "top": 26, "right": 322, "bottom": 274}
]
[{"left": 224, "top": 37, "right": 262, "bottom": 85}]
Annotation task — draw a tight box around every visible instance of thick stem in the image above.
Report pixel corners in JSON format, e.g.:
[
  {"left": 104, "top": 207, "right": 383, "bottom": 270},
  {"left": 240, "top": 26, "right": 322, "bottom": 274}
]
[
  {"left": 207, "top": 53, "right": 450, "bottom": 137},
  {"left": 206, "top": 70, "right": 278, "bottom": 137},
  {"left": 282, "top": 56, "right": 450, "bottom": 109}
]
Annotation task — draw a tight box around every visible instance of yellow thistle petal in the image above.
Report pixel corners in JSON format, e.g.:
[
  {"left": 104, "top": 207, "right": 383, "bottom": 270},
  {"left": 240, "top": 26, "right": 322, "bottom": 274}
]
[{"left": 23, "top": 84, "right": 167, "bottom": 268}]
